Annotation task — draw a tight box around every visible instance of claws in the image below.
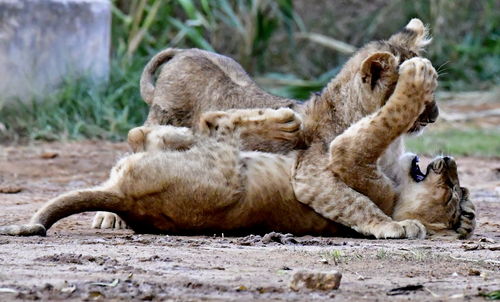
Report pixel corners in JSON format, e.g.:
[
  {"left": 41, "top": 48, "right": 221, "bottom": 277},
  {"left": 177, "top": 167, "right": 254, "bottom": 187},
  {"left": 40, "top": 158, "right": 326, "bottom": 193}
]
[
  {"left": 454, "top": 192, "right": 476, "bottom": 239},
  {"left": 92, "top": 212, "right": 128, "bottom": 230},
  {"left": 374, "top": 220, "right": 426, "bottom": 239}
]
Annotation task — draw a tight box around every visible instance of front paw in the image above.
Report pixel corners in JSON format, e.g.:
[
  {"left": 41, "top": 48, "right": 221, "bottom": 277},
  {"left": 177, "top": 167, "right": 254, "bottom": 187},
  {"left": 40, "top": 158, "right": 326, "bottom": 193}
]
[
  {"left": 397, "top": 57, "right": 437, "bottom": 105},
  {"left": 454, "top": 187, "right": 476, "bottom": 239},
  {"left": 262, "top": 231, "right": 297, "bottom": 245},
  {"left": 374, "top": 219, "right": 426, "bottom": 239},
  {"left": 262, "top": 108, "right": 302, "bottom": 141},
  {"left": 92, "top": 212, "right": 128, "bottom": 230}
]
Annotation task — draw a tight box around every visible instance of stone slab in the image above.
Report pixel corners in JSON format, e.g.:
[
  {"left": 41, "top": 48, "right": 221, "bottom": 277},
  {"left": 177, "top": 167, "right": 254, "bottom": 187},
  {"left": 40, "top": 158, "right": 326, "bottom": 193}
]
[{"left": 0, "top": 0, "right": 110, "bottom": 103}]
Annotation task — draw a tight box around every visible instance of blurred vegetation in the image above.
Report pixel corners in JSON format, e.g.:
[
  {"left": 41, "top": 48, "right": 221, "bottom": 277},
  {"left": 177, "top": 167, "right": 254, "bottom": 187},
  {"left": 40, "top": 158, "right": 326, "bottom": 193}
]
[
  {"left": 406, "top": 128, "right": 500, "bottom": 157},
  {"left": 0, "top": 0, "right": 498, "bottom": 143},
  {"left": 363, "top": 0, "right": 499, "bottom": 91}
]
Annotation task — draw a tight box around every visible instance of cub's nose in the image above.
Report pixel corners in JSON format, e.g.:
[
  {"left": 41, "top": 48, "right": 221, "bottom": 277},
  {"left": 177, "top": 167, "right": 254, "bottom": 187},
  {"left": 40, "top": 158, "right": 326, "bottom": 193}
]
[
  {"left": 443, "top": 156, "right": 456, "bottom": 169},
  {"left": 421, "top": 101, "right": 439, "bottom": 123}
]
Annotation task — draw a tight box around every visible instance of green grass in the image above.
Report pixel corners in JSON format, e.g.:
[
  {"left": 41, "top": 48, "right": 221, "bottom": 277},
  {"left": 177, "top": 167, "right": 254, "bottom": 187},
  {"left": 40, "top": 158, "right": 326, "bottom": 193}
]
[
  {"left": 406, "top": 128, "right": 500, "bottom": 157},
  {"left": 357, "top": 0, "right": 500, "bottom": 91},
  {"left": 481, "top": 290, "right": 500, "bottom": 300},
  {"left": 0, "top": 58, "right": 149, "bottom": 143},
  {"left": 376, "top": 249, "right": 389, "bottom": 260}
]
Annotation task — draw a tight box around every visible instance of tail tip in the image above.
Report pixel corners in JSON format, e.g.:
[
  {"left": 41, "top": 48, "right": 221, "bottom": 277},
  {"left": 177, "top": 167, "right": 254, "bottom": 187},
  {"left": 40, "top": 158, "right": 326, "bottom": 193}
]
[{"left": 0, "top": 224, "right": 47, "bottom": 237}]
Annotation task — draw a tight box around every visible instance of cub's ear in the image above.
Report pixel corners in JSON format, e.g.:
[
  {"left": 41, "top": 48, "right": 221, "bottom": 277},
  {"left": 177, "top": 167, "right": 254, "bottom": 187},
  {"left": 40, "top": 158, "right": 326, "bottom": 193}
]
[
  {"left": 360, "top": 52, "right": 398, "bottom": 90},
  {"left": 389, "top": 18, "right": 432, "bottom": 52}
]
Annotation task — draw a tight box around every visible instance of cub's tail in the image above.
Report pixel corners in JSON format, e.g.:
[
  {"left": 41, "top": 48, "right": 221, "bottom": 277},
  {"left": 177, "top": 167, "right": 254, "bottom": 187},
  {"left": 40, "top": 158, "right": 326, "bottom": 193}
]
[
  {"left": 140, "top": 48, "right": 183, "bottom": 105},
  {"left": 388, "top": 18, "right": 431, "bottom": 53},
  {"left": 0, "top": 189, "right": 124, "bottom": 236}
]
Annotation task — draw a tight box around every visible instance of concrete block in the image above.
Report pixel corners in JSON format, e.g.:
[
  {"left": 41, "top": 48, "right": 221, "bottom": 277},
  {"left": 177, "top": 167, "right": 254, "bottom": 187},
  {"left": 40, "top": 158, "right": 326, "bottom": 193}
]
[{"left": 0, "top": 0, "right": 111, "bottom": 103}]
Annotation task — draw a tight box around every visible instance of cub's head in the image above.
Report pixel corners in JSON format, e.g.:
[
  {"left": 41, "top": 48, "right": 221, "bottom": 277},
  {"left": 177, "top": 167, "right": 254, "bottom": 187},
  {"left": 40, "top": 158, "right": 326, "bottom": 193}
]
[
  {"left": 393, "top": 155, "right": 475, "bottom": 238},
  {"left": 337, "top": 18, "right": 439, "bottom": 133}
]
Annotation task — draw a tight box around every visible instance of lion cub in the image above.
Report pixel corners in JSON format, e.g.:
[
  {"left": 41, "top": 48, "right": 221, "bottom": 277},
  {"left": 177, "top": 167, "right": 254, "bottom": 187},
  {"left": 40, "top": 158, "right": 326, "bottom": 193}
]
[{"left": 0, "top": 58, "right": 474, "bottom": 239}]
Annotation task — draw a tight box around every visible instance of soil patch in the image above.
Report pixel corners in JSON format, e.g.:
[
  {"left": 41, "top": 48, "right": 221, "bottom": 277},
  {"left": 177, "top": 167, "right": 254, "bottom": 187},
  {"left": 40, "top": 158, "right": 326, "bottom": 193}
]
[{"left": 0, "top": 141, "right": 498, "bottom": 301}]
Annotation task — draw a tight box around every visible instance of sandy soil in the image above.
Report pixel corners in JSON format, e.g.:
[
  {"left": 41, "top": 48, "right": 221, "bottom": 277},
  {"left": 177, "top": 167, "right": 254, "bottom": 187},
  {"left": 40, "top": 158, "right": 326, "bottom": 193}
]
[{"left": 0, "top": 141, "right": 499, "bottom": 301}]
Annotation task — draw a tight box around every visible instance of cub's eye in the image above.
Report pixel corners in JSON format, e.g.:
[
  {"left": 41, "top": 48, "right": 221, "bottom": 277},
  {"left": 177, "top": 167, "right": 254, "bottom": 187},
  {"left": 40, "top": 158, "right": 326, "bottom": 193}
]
[{"left": 462, "top": 212, "right": 475, "bottom": 220}]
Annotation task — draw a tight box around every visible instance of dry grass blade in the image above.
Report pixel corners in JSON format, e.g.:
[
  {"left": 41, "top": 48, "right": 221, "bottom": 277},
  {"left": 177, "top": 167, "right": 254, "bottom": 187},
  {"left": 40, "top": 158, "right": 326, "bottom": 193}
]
[
  {"left": 128, "top": 0, "right": 147, "bottom": 43},
  {"left": 296, "top": 32, "right": 356, "bottom": 54},
  {"left": 0, "top": 288, "right": 18, "bottom": 294},
  {"left": 127, "top": 0, "right": 162, "bottom": 56},
  {"left": 90, "top": 279, "right": 120, "bottom": 287},
  {"left": 449, "top": 255, "right": 500, "bottom": 265}
]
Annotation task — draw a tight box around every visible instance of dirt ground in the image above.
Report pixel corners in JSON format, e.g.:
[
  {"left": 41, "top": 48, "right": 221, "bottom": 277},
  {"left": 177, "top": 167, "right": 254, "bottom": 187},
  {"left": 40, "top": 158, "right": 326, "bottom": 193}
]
[{"left": 0, "top": 141, "right": 499, "bottom": 301}]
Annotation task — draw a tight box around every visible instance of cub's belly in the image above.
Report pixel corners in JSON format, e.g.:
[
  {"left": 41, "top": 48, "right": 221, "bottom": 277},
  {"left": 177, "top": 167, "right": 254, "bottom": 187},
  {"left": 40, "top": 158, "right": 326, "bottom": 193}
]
[{"left": 242, "top": 151, "right": 296, "bottom": 202}]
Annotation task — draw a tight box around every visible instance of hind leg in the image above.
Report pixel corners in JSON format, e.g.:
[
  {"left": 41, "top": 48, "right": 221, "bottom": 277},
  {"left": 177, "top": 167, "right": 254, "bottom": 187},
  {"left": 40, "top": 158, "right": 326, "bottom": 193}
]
[
  {"left": 94, "top": 125, "right": 196, "bottom": 230},
  {"left": 136, "top": 108, "right": 301, "bottom": 151},
  {"left": 93, "top": 109, "right": 254, "bottom": 230},
  {"left": 198, "top": 108, "right": 301, "bottom": 143},
  {"left": 2, "top": 189, "right": 124, "bottom": 236},
  {"left": 328, "top": 57, "right": 437, "bottom": 214}
]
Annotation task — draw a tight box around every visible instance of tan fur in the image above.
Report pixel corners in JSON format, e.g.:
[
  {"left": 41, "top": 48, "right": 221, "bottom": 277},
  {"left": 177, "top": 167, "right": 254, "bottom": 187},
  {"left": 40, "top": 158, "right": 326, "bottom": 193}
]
[{"left": 136, "top": 18, "right": 469, "bottom": 236}]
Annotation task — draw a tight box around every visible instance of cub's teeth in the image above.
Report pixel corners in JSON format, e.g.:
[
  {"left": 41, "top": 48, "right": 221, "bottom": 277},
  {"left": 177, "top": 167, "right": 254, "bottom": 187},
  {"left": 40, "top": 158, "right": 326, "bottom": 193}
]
[{"left": 410, "top": 156, "right": 425, "bottom": 182}]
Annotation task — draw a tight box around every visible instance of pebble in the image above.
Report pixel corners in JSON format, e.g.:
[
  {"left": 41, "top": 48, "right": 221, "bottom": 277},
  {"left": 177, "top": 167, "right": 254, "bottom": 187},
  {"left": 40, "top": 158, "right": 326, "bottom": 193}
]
[{"left": 290, "top": 270, "right": 342, "bottom": 291}]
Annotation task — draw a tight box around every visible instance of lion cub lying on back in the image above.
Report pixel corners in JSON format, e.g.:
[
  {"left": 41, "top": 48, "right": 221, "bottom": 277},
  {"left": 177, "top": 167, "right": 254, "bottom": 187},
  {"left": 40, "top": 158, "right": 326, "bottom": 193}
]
[
  {"left": 0, "top": 57, "right": 474, "bottom": 238},
  {"left": 127, "top": 111, "right": 474, "bottom": 239}
]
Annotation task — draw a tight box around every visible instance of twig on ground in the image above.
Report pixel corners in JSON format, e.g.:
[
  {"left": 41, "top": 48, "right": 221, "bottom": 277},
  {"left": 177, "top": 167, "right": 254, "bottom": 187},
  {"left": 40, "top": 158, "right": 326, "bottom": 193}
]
[{"left": 449, "top": 255, "right": 500, "bottom": 265}]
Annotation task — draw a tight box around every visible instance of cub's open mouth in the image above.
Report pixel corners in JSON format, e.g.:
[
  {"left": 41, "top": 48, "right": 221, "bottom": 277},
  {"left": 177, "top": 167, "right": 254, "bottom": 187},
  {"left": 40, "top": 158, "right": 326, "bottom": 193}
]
[{"left": 410, "top": 156, "right": 427, "bottom": 182}]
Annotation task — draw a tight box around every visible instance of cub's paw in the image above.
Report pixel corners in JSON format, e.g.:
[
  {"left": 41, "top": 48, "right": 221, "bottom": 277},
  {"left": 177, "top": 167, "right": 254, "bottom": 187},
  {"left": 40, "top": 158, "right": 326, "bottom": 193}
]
[
  {"left": 262, "top": 232, "right": 298, "bottom": 245},
  {"left": 454, "top": 187, "right": 476, "bottom": 239},
  {"left": 261, "top": 108, "right": 302, "bottom": 141},
  {"left": 92, "top": 212, "right": 128, "bottom": 230},
  {"left": 397, "top": 57, "right": 437, "bottom": 104},
  {"left": 374, "top": 219, "right": 426, "bottom": 239}
]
